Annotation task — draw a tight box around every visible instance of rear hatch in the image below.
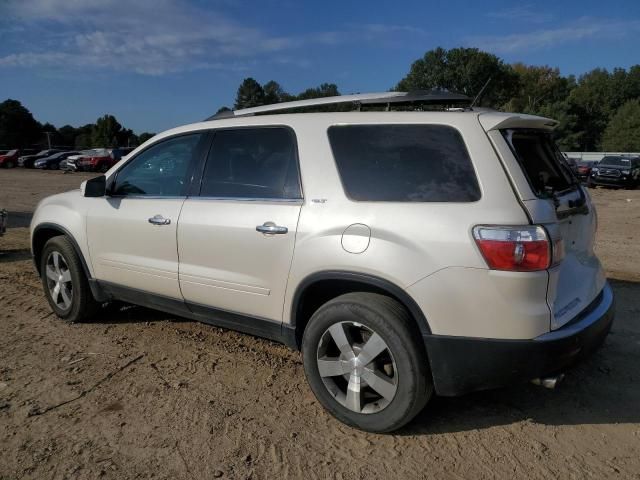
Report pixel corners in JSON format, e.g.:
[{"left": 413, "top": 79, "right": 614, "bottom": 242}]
[{"left": 481, "top": 116, "right": 605, "bottom": 330}]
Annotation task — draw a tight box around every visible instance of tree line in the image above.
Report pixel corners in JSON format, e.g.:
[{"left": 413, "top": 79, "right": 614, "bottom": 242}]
[
  {"left": 226, "top": 47, "right": 640, "bottom": 152},
  {"left": 0, "top": 99, "right": 154, "bottom": 150},
  {"left": 2, "top": 47, "right": 639, "bottom": 152}
]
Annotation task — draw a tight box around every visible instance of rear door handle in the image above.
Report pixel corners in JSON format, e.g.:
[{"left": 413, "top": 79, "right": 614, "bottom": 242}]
[
  {"left": 148, "top": 214, "right": 171, "bottom": 226},
  {"left": 256, "top": 222, "right": 288, "bottom": 235}
]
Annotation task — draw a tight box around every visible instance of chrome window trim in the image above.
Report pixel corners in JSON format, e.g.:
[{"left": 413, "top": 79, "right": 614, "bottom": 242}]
[
  {"left": 107, "top": 195, "right": 187, "bottom": 200},
  {"left": 186, "top": 196, "right": 303, "bottom": 204}
]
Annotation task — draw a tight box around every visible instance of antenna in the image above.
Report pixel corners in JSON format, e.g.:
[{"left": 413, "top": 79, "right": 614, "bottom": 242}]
[{"left": 470, "top": 77, "right": 492, "bottom": 108}]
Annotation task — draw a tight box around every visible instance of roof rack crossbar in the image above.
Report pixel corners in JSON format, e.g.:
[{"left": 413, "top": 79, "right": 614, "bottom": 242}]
[{"left": 208, "top": 90, "right": 470, "bottom": 120}]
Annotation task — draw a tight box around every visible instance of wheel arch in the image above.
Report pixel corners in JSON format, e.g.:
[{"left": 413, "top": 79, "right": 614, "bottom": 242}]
[
  {"left": 290, "top": 271, "right": 432, "bottom": 348},
  {"left": 32, "top": 223, "right": 92, "bottom": 279}
]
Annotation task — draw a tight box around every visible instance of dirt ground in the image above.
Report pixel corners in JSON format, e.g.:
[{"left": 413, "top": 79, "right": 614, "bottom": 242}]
[{"left": 1, "top": 168, "right": 639, "bottom": 480}]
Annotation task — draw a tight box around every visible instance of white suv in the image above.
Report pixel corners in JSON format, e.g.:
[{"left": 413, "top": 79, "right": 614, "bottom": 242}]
[{"left": 31, "top": 92, "right": 614, "bottom": 432}]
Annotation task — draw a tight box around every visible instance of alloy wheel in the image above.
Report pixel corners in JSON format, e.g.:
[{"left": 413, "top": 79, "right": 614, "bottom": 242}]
[
  {"left": 45, "top": 251, "right": 73, "bottom": 310},
  {"left": 316, "top": 321, "right": 398, "bottom": 414}
]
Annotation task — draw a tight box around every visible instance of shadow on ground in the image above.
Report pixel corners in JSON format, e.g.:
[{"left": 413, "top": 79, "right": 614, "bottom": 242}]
[
  {"left": 34, "top": 275, "right": 640, "bottom": 434},
  {"left": 0, "top": 248, "right": 32, "bottom": 262},
  {"left": 6, "top": 211, "right": 32, "bottom": 228}
]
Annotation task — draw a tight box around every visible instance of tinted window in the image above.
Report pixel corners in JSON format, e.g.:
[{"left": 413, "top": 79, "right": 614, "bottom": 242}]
[
  {"left": 113, "top": 133, "right": 203, "bottom": 196},
  {"left": 328, "top": 125, "right": 480, "bottom": 202},
  {"left": 200, "top": 127, "right": 301, "bottom": 199}
]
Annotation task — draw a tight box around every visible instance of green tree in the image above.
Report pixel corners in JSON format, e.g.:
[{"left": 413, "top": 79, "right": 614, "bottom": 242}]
[
  {"left": 297, "top": 83, "right": 340, "bottom": 100},
  {"left": 566, "top": 68, "right": 614, "bottom": 150},
  {"left": 503, "top": 64, "right": 574, "bottom": 113},
  {"left": 138, "top": 132, "right": 155, "bottom": 144},
  {"left": 396, "top": 47, "right": 517, "bottom": 106},
  {"left": 0, "top": 99, "right": 42, "bottom": 148},
  {"left": 74, "top": 124, "right": 94, "bottom": 149},
  {"left": 263, "top": 80, "right": 293, "bottom": 104},
  {"left": 234, "top": 78, "right": 265, "bottom": 109},
  {"left": 601, "top": 99, "right": 640, "bottom": 151},
  {"left": 57, "top": 125, "right": 78, "bottom": 147},
  {"left": 91, "top": 114, "right": 123, "bottom": 147}
]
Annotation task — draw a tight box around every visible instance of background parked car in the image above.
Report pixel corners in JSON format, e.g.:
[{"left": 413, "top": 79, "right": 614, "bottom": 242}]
[
  {"left": 18, "top": 149, "right": 63, "bottom": 168},
  {"left": 61, "top": 150, "right": 96, "bottom": 171},
  {"left": 576, "top": 160, "right": 598, "bottom": 182},
  {"left": 75, "top": 148, "right": 116, "bottom": 172},
  {"left": 588, "top": 156, "right": 640, "bottom": 189},
  {"left": 34, "top": 151, "right": 81, "bottom": 170},
  {"left": 0, "top": 149, "right": 38, "bottom": 168}
]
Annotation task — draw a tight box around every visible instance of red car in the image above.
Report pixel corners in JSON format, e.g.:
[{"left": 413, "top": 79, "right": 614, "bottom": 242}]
[
  {"left": 76, "top": 147, "right": 134, "bottom": 172},
  {"left": 0, "top": 149, "right": 37, "bottom": 168},
  {"left": 576, "top": 161, "right": 598, "bottom": 182},
  {"left": 75, "top": 149, "right": 115, "bottom": 173}
]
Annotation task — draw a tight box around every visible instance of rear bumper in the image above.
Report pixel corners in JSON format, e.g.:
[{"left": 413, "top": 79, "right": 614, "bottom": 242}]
[{"left": 424, "top": 282, "right": 614, "bottom": 396}]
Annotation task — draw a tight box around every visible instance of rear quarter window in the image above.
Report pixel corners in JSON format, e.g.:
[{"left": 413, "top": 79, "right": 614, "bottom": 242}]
[{"left": 327, "top": 124, "right": 481, "bottom": 202}]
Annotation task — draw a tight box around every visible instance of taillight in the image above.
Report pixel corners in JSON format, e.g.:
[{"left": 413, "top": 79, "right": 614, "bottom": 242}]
[{"left": 472, "top": 225, "right": 562, "bottom": 272}]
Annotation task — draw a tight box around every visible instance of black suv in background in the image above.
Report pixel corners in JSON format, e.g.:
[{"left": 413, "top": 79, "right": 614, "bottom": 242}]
[{"left": 588, "top": 156, "right": 640, "bottom": 189}]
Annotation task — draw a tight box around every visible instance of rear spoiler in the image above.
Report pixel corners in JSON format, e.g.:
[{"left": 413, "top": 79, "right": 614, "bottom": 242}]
[{"left": 478, "top": 112, "right": 558, "bottom": 132}]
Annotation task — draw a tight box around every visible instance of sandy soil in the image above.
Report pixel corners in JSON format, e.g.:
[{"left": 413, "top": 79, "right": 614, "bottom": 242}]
[{"left": 1, "top": 168, "right": 639, "bottom": 479}]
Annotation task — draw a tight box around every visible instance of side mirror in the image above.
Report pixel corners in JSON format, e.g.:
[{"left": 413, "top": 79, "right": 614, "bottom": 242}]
[{"left": 84, "top": 175, "right": 106, "bottom": 197}]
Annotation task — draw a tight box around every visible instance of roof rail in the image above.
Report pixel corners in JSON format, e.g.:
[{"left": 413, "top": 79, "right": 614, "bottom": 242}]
[{"left": 208, "top": 90, "right": 471, "bottom": 120}]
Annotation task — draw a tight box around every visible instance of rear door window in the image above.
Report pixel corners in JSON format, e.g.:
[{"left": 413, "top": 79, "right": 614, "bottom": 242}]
[
  {"left": 199, "top": 127, "right": 302, "bottom": 199},
  {"left": 502, "top": 129, "right": 574, "bottom": 197},
  {"left": 328, "top": 124, "right": 480, "bottom": 202}
]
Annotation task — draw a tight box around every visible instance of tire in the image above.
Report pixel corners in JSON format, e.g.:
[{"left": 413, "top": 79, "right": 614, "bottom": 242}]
[
  {"left": 99, "top": 163, "right": 109, "bottom": 173},
  {"left": 40, "top": 236, "right": 100, "bottom": 322},
  {"left": 51, "top": 162, "right": 59, "bottom": 170},
  {"left": 5, "top": 160, "right": 15, "bottom": 168},
  {"left": 587, "top": 178, "right": 595, "bottom": 189},
  {"left": 302, "top": 292, "right": 432, "bottom": 433}
]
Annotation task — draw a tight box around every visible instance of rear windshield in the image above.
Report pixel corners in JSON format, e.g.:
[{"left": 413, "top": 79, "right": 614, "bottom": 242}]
[
  {"left": 502, "top": 129, "right": 574, "bottom": 197},
  {"left": 600, "top": 157, "right": 631, "bottom": 166},
  {"left": 328, "top": 124, "right": 481, "bottom": 202}
]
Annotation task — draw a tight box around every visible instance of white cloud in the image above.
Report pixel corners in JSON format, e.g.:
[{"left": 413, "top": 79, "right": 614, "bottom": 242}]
[
  {"left": 486, "top": 5, "right": 554, "bottom": 23},
  {"left": 0, "top": 0, "right": 424, "bottom": 75},
  {"left": 468, "top": 18, "right": 640, "bottom": 54}
]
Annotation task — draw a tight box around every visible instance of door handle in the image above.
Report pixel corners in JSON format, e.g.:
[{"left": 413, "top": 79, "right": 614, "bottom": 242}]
[
  {"left": 148, "top": 214, "right": 171, "bottom": 226},
  {"left": 256, "top": 222, "right": 288, "bottom": 235}
]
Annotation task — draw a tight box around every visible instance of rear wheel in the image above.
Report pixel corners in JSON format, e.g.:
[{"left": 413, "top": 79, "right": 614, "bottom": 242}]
[
  {"left": 40, "top": 236, "right": 100, "bottom": 322},
  {"left": 99, "top": 163, "right": 109, "bottom": 173},
  {"left": 4, "top": 160, "right": 14, "bottom": 169},
  {"left": 587, "top": 178, "right": 596, "bottom": 188},
  {"left": 302, "top": 292, "right": 432, "bottom": 432}
]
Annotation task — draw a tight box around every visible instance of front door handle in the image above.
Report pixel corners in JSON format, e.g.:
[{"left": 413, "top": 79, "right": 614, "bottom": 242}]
[
  {"left": 256, "top": 222, "right": 288, "bottom": 235},
  {"left": 148, "top": 214, "right": 171, "bottom": 226}
]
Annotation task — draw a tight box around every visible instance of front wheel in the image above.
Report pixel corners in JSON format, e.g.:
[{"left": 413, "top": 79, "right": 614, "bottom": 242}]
[
  {"left": 40, "top": 236, "right": 100, "bottom": 322},
  {"left": 302, "top": 292, "right": 432, "bottom": 432}
]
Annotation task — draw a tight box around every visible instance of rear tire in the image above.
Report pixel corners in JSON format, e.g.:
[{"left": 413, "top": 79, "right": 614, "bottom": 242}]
[
  {"left": 587, "top": 178, "right": 595, "bottom": 188},
  {"left": 40, "top": 236, "right": 100, "bottom": 322},
  {"left": 302, "top": 292, "right": 432, "bottom": 433},
  {"left": 5, "top": 160, "right": 14, "bottom": 169}
]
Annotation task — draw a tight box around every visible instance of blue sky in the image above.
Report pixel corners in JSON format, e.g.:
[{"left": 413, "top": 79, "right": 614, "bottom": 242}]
[{"left": 1, "top": 0, "right": 639, "bottom": 134}]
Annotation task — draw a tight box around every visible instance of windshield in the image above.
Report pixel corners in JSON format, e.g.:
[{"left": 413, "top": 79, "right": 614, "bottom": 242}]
[
  {"left": 600, "top": 157, "right": 631, "bottom": 166},
  {"left": 502, "top": 129, "right": 575, "bottom": 197}
]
